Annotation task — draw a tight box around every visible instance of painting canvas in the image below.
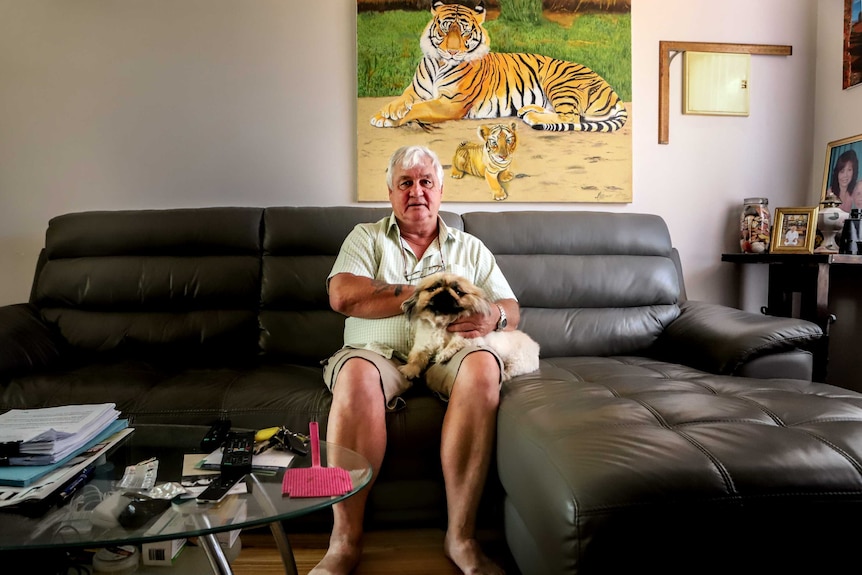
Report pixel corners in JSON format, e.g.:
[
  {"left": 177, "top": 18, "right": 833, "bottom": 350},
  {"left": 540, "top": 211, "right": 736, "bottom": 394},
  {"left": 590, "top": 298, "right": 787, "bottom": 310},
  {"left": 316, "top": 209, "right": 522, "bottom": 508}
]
[
  {"left": 845, "top": 0, "right": 862, "bottom": 89},
  {"left": 356, "top": 0, "right": 632, "bottom": 203}
]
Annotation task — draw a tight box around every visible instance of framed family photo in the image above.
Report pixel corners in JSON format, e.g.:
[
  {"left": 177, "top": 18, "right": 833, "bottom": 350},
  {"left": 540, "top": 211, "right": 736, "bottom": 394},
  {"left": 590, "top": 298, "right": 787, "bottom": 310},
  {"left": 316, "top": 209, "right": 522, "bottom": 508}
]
[
  {"left": 821, "top": 132, "right": 862, "bottom": 213},
  {"left": 770, "top": 207, "right": 818, "bottom": 254}
]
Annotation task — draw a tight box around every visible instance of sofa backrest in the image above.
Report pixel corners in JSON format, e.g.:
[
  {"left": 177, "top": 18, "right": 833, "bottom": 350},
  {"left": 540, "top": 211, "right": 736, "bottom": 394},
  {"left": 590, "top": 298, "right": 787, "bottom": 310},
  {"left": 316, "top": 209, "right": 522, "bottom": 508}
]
[
  {"left": 462, "top": 211, "right": 682, "bottom": 357},
  {"left": 260, "top": 207, "right": 464, "bottom": 364},
  {"left": 31, "top": 207, "right": 682, "bottom": 363},
  {"left": 33, "top": 208, "right": 265, "bottom": 359}
]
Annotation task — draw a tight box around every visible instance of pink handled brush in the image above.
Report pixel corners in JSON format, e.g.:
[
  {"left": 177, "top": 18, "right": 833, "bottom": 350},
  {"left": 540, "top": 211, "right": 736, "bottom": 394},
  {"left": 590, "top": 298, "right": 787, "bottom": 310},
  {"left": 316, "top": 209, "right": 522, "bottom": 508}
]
[{"left": 281, "top": 422, "right": 352, "bottom": 498}]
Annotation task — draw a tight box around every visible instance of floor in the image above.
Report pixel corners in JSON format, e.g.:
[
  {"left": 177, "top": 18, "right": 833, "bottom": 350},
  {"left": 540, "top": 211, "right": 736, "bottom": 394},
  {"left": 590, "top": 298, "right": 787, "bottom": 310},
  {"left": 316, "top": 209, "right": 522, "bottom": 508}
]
[{"left": 231, "top": 528, "right": 521, "bottom": 575}]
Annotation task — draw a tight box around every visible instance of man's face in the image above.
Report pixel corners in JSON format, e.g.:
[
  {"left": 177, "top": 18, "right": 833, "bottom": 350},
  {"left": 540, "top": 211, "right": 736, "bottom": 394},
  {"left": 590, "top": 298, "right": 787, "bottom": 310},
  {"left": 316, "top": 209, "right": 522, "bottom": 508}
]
[{"left": 388, "top": 157, "right": 442, "bottom": 227}]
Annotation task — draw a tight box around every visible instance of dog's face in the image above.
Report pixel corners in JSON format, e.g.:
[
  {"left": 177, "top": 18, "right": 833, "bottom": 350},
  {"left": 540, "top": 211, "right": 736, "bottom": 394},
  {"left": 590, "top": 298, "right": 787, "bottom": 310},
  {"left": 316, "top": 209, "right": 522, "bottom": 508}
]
[{"left": 401, "top": 272, "right": 491, "bottom": 326}]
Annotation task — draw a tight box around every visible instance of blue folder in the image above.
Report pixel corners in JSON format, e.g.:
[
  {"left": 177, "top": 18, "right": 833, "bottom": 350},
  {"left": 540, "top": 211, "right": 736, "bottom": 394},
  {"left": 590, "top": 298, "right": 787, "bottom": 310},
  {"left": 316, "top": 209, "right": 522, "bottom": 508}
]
[{"left": 0, "top": 419, "right": 130, "bottom": 487}]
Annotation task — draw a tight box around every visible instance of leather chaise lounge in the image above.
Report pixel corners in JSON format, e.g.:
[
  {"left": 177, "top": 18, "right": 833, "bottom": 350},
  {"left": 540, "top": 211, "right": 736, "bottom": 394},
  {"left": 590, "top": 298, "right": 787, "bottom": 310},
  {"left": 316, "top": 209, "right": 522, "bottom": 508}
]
[{"left": 3, "top": 206, "right": 862, "bottom": 574}]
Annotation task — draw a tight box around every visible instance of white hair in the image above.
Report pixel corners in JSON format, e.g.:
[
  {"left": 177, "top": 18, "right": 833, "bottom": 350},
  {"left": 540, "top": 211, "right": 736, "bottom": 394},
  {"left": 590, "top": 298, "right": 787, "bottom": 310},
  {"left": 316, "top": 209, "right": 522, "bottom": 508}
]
[{"left": 386, "top": 146, "right": 444, "bottom": 190}]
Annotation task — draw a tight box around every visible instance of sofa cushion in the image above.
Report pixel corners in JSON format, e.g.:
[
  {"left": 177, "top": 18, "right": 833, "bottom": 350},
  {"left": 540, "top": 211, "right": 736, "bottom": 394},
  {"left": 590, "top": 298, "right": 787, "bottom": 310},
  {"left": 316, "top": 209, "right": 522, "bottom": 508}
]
[
  {"left": 0, "top": 358, "right": 161, "bottom": 414},
  {"left": 34, "top": 208, "right": 265, "bottom": 357},
  {"left": 133, "top": 362, "right": 333, "bottom": 429},
  {"left": 259, "top": 207, "right": 392, "bottom": 365},
  {"left": 0, "top": 304, "right": 62, "bottom": 374},
  {"left": 498, "top": 356, "right": 862, "bottom": 574},
  {"left": 463, "top": 212, "right": 681, "bottom": 356}
]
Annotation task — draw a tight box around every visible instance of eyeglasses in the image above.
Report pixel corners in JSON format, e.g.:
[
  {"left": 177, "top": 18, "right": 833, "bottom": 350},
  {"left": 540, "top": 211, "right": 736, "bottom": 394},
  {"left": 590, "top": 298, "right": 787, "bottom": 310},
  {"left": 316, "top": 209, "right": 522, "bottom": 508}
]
[
  {"left": 404, "top": 263, "right": 446, "bottom": 283},
  {"left": 401, "top": 236, "right": 446, "bottom": 283}
]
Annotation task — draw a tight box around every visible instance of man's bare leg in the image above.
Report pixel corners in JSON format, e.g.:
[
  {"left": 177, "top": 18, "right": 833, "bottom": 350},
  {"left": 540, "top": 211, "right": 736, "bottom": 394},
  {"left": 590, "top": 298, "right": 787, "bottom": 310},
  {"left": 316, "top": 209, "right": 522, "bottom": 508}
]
[
  {"left": 310, "top": 359, "right": 387, "bottom": 575},
  {"left": 441, "top": 351, "right": 505, "bottom": 575}
]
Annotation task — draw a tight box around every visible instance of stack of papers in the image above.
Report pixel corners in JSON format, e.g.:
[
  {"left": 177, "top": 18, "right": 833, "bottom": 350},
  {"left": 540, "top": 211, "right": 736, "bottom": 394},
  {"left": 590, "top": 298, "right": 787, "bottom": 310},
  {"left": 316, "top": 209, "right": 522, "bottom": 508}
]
[
  {"left": 0, "top": 403, "right": 121, "bottom": 465},
  {"left": 0, "top": 423, "right": 133, "bottom": 506}
]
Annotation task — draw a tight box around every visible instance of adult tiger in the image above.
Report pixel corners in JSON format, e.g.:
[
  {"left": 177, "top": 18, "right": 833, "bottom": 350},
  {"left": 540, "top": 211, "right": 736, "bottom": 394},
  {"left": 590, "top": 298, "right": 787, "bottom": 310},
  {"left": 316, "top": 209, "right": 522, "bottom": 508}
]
[{"left": 370, "top": 0, "right": 628, "bottom": 133}]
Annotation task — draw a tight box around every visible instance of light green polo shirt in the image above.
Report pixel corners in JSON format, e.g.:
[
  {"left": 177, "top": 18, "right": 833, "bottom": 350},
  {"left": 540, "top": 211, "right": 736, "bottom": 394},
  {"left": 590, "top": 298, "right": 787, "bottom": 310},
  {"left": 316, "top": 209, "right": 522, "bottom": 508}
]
[{"left": 328, "top": 213, "right": 516, "bottom": 360}]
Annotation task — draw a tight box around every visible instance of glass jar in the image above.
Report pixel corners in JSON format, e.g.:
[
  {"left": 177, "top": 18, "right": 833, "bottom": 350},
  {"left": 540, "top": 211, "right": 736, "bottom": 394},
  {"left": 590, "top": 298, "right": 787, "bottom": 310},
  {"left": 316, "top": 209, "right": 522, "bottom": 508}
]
[{"left": 739, "top": 197, "right": 770, "bottom": 253}]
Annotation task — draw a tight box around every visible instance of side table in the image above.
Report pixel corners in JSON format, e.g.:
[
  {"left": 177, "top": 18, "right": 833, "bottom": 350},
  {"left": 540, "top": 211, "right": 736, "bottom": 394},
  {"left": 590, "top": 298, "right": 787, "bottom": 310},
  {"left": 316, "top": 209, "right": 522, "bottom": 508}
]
[{"left": 721, "top": 252, "right": 862, "bottom": 382}]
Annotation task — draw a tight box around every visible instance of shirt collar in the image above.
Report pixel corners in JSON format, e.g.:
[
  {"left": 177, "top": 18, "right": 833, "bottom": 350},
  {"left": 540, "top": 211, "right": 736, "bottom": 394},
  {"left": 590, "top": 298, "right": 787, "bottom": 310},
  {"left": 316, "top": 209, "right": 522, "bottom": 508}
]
[{"left": 387, "top": 212, "right": 457, "bottom": 245}]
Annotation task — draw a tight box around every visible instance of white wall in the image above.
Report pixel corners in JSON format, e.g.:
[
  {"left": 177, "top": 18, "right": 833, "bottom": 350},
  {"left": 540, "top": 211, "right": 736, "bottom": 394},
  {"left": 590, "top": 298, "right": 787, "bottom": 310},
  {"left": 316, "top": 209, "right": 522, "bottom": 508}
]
[{"left": 0, "top": 0, "right": 819, "bottom": 306}]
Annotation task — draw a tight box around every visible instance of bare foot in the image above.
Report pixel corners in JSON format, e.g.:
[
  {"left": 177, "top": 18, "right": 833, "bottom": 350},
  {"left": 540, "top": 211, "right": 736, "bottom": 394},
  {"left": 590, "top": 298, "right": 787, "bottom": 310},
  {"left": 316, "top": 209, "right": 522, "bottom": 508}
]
[
  {"left": 444, "top": 533, "right": 505, "bottom": 575},
  {"left": 308, "top": 535, "right": 362, "bottom": 575}
]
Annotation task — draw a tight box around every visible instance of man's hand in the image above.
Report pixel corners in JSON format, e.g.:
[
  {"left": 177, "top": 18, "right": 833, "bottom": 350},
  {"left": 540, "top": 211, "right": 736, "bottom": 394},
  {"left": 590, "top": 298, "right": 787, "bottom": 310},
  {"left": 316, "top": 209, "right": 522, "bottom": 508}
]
[
  {"left": 447, "top": 299, "right": 518, "bottom": 338},
  {"left": 447, "top": 311, "right": 496, "bottom": 338}
]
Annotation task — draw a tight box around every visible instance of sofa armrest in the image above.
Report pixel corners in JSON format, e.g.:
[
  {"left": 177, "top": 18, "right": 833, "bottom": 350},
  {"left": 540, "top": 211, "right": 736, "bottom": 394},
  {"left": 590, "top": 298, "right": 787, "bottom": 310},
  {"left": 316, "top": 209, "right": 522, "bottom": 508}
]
[
  {"left": 656, "top": 300, "right": 823, "bottom": 376},
  {"left": 0, "top": 304, "right": 63, "bottom": 376}
]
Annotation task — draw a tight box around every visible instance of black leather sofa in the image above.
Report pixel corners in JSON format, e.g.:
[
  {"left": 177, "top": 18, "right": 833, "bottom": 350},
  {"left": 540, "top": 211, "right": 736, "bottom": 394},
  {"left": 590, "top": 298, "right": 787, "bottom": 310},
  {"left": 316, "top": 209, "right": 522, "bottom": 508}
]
[{"left": 4, "top": 206, "right": 862, "bottom": 574}]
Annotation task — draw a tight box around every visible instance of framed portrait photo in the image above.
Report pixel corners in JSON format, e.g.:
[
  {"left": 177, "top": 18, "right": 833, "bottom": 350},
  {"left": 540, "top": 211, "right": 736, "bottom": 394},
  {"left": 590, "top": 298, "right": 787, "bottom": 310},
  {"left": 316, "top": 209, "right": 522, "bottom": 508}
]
[
  {"left": 821, "top": 133, "right": 862, "bottom": 213},
  {"left": 770, "top": 207, "right": 818, "bottom": 254}
]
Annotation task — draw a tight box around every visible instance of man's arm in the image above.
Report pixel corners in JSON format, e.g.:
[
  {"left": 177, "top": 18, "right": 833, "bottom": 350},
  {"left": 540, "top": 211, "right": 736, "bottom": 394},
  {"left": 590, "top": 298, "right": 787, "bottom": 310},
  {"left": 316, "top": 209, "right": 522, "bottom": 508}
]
[{"left": 328, "top": 272, "right": 416, "bottom": 319}]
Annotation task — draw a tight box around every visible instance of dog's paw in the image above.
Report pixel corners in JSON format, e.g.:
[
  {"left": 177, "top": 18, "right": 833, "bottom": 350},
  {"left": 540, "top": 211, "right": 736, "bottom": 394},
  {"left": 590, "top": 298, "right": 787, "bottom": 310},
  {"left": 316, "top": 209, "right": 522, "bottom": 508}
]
[
  {"left": 398, "top": 363, "right": 423, "bottom": 380},
  {"left": 435, "top": 348, "right": 457, "bottom": 364}
]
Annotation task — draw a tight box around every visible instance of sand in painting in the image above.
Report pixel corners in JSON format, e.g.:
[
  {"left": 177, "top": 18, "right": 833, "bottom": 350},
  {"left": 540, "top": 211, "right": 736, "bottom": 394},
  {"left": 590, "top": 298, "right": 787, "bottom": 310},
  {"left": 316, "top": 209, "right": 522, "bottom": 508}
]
[{"left": 356, "top": 97, "right": 633, "bottom": 204}]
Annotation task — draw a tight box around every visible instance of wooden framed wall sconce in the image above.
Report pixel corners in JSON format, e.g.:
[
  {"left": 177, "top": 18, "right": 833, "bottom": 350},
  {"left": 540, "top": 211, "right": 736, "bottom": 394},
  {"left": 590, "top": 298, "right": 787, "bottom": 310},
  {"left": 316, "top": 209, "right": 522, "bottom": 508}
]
[{"left": 658, "top": 41, "right": 792, "bottom": 144}]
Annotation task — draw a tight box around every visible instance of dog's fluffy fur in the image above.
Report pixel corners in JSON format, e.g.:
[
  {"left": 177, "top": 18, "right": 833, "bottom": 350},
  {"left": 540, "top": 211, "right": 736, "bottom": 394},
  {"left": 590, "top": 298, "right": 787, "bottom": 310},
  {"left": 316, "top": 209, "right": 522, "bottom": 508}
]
[{"left": 398, "top": 272, "right": 540, "bottom": 381}]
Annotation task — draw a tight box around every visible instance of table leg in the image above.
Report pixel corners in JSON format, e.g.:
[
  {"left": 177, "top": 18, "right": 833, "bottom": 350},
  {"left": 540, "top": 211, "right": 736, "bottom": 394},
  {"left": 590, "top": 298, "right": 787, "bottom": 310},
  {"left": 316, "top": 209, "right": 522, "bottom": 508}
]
[
  {"left": 198, "top": 532, "right": 235, "bottom": 575},
  {"left": 766, "top": 262, "right": 834, "bottom": 382},
  {"left": 813, "top": 262, "right": 836, "bottom": 382},
  {"left": 191, "top": 513, "right": 234, "bottom": 575},
  {"left": 247, "top": 473, "right": 299, "bottom": 575},
  {"left": 268, "top": 519, "right": 299, "bottom": 575}
]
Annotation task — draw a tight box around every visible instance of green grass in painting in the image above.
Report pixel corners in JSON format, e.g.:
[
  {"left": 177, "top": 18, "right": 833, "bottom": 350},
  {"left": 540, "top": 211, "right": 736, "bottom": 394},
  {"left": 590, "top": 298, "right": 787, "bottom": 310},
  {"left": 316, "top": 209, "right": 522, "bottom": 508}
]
[
  {"left": 357, "top": 10, "right": 631, "bottom": 102},
  {"left": 357, "top": 11, "right": 431, "bottom": 98},
  {"left": 498, "top": 0, "right": 543, "bottom": 25}
]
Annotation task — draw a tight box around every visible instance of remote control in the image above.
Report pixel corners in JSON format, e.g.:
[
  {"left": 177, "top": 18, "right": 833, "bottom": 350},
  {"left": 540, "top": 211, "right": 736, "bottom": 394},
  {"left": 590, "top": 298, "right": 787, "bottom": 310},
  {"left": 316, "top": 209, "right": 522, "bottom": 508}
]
[
  {"left": 196, "top": 431, "right": 254, "bottom": 504},
  {"left": 195, "top": 474, "right": 243, "bottom": 504},
  {"left": 200, "top": 419, "right": 231, "bottom": 452},
  {"left": 219, "top": 431, "right": 255, "bottom": 479}
]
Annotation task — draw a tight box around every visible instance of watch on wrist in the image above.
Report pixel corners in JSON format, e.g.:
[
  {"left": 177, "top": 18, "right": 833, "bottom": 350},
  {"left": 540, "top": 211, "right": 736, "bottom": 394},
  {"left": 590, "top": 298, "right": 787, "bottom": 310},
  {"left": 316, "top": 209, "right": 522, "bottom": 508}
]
[{"left": 495, "top": 303, "right": 507, "bottom": 331}]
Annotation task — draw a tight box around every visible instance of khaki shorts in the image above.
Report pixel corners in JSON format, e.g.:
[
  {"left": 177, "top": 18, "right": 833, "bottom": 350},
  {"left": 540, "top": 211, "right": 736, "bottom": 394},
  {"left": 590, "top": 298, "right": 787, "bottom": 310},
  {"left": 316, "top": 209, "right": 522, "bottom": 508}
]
[{"left": 322, "top": 346, "right": 503, "bottom": 411}]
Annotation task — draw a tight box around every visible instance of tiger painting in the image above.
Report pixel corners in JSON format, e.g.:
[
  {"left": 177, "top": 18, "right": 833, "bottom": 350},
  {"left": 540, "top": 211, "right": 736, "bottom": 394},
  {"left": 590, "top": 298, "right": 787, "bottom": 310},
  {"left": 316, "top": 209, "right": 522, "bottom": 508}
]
[
  {"left": 370, "top": 0, "right": 628, "bottom": 133},
  {"left": 451, "top": 123, "right": 518, "bottom": 201}
]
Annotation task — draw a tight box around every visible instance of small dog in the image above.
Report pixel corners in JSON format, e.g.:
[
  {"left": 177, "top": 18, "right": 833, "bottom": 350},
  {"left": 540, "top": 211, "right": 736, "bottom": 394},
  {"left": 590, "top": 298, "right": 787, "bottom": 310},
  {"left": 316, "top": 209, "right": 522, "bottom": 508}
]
[{"left": 398, "top": 272, "right": 540, "bottom": 381}]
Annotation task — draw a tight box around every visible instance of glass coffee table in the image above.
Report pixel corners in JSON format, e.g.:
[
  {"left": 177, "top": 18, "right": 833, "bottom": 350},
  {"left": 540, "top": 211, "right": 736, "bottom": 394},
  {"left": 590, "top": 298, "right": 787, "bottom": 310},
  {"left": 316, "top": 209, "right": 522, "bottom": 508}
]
[{"left": 0, "top": 424, "right": 372, "bottom": 575}]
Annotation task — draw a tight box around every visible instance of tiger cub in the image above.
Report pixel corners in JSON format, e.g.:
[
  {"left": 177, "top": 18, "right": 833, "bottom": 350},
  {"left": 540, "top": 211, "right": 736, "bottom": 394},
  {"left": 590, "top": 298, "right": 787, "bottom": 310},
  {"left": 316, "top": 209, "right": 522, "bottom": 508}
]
[
  {"left": 370, "top": 0, "right": 627, "bottom": 133},
  {"left": 451, "top": 123, "right": 518, "bottom": 201}
]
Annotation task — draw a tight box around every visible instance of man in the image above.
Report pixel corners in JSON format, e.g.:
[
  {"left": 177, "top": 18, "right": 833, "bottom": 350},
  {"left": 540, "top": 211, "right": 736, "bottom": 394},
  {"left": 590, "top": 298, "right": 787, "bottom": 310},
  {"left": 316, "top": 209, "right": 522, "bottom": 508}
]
[{"left": 313, "top": 145, "right": 518, "bottom": 575}]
